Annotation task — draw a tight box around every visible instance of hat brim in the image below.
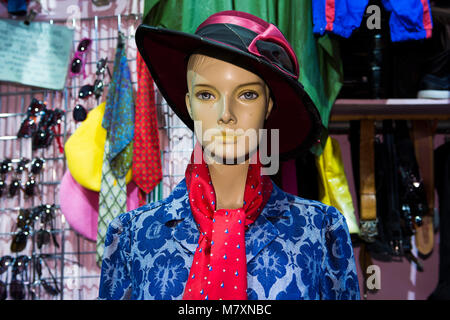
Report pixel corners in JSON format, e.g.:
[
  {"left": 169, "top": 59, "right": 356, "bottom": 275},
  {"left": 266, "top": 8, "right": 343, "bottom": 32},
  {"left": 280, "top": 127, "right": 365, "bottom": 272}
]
[{"left": 136, "top": 25, "right": 322, "bottom": 160}]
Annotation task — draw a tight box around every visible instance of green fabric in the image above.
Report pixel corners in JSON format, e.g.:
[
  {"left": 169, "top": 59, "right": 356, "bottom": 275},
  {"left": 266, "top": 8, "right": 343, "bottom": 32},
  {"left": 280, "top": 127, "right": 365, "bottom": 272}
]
[
  {"left": 143, "top": 0, "right": 342, "bottom": 155},
  {"left": 97, "top": 139, "right": 128, "bottom": 266}
]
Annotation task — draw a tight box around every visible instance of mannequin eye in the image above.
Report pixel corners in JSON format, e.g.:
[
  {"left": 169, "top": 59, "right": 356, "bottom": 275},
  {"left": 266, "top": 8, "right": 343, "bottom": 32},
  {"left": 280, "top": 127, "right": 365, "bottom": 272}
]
[
  {"left": 196, "top": 91, "right": 215, "bottom": 100},
  {"left": 239, "top": 91, "right": 259, "bottom": 100}
]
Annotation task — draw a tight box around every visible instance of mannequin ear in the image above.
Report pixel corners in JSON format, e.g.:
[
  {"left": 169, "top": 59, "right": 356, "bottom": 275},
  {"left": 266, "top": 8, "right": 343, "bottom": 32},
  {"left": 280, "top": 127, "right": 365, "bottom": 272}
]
[
  {"left": 265, "top": 96, "right": 274, "bottom": 120},
  {"left": 185, "top": 93, "right": 193, "bottom": 119}
]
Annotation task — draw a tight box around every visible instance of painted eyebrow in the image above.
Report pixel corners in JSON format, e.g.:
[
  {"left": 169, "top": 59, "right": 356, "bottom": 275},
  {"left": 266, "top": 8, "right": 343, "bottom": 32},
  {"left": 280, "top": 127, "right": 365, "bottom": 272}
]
[
  {"left": 193, "top": 82, "right": 265, "bottom": 90},
  {"left": 192, "top": 84, "right": 216, "bottom": 89},
  {"left": 236, "top": 82, "right": 265, "bottom": 89}
]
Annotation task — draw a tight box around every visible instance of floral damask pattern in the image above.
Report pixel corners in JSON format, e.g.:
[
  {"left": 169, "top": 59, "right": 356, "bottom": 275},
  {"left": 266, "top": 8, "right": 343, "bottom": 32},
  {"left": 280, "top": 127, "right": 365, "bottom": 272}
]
[
  {"left": 147, "top": 250, "right": 188, "bottom": 300},
  {"left": 98, "top": 179, "right": 360, "bottom": 300},
  {"left": 247, "top": 240, "right": 289, "bottom": 298}
]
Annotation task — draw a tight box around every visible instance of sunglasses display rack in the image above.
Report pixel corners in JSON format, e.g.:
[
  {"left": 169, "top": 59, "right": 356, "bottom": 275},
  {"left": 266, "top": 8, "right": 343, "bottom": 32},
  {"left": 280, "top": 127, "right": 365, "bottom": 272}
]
[
  {"left": 0, "top": 13, "right": 152, "bottom": 300},
  {"left": 0, "top": 90, "right": 68, "bottom": 300}
]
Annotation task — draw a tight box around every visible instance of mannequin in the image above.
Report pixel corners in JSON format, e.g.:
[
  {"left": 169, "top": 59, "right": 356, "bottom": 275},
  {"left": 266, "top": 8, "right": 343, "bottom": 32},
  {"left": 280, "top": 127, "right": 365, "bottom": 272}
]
[
  {"left": 98, "top": 10, "right": 360, "bottom": 300},
  {"left": 185, "top": 53, "right": 273, "bottom": 210}
]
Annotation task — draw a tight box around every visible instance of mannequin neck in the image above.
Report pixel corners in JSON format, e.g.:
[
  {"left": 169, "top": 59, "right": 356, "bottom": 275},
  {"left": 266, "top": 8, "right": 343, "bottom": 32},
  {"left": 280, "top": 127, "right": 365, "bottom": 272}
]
[{"left": 207, "top": 160, "right": 249, "bottom": 210}]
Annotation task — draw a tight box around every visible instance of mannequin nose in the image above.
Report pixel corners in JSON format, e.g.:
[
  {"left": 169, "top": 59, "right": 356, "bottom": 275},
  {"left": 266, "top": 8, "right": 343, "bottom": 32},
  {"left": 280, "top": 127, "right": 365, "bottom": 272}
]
[{"left": 218, "top": 96, "right": 236, "bottom": 124}]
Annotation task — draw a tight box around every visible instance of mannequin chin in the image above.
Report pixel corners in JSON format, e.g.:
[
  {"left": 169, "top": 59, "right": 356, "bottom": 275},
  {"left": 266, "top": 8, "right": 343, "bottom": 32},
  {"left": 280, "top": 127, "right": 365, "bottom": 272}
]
[
  {"left": 201, "top": 128, "right": 259, "bottom": 165},
  {"left": 185, "top": 54, "right": 273, "bottom": 165}
]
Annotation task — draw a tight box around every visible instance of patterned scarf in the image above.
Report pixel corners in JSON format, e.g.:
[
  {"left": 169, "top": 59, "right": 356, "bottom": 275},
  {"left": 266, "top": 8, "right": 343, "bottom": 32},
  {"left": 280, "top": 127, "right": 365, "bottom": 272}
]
[
  {"left": 132, "top": 51, "right": 162, "bottom": 206},
  {"left": 183, "top": 142, "right": 273, "bottom": 300},
  {"left": 102, "top": 40, "right": 134, "bottom": 179}
]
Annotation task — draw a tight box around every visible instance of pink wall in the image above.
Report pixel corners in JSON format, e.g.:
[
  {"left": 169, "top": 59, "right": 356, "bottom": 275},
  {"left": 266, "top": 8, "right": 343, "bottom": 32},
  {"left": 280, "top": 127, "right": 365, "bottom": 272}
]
[{"left": 0, "top": 0, "right": 142, "bottom": 21}]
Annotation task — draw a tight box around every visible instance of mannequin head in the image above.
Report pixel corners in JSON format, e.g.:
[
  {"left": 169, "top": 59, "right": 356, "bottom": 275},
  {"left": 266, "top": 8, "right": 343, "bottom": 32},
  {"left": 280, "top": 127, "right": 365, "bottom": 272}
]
[{"left": 185, "top": 54, "right": 274, "bottom": 164}]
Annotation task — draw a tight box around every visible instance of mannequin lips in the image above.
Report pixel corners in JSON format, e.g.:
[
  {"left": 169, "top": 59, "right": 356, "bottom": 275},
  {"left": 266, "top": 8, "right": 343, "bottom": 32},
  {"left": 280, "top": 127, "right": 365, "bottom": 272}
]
[{"left": 213, "top": 131, "right": 244, "bottom": 144}]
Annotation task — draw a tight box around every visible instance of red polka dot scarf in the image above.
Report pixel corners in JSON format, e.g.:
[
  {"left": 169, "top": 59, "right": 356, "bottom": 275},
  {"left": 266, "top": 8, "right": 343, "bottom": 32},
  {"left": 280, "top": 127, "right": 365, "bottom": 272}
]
[{"left": 183, "top": 143, "right": 273, "bottom": 300}]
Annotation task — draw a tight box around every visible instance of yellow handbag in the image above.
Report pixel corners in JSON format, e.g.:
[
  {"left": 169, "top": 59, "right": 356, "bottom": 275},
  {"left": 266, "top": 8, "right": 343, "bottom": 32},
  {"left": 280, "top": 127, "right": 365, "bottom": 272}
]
[
  {"left": 64, "top": 102, "right": 132, "bottom": 192},
  {"left": 316, "top": 136, "right": 360, "bottom": 235}
]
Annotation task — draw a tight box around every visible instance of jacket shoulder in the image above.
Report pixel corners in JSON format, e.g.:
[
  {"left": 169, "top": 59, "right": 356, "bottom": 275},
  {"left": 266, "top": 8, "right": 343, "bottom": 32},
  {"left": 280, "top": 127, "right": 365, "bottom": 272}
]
[
  {"left": 266, "top": 182, "right": 345, "bottom": 231},
  {"left": 111, "top": 178, "right": 189, "bottom": 232}
]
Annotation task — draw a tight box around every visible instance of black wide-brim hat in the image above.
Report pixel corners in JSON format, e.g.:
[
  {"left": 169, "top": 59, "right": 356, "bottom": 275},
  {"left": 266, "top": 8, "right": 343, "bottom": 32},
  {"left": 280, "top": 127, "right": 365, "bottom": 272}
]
[{"left": 135, "top": 10, "right": 322, "bottom": 160}]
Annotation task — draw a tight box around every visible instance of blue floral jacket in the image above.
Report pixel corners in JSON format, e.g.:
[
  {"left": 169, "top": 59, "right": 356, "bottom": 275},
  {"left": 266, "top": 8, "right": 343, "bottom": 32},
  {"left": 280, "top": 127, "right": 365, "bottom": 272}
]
[{"left": 98, "top": 178, "right": 360, "bottom": 300}]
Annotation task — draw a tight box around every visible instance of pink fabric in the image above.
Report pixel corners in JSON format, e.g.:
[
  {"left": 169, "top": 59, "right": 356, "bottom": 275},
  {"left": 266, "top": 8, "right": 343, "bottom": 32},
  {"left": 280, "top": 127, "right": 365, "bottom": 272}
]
[
  {"left": 420, "top": 0, "right": 433, "bottom": 38},
  {"left": 197, "top": 10, "right": 269, "bottom": 34},
  {"left": 69, "top": 37, "right": 92, "bottom": 79},
  {"left": 59, "top": 170, "right": 140, "bottom": 241},
  {"left": 247, "top": 23, "right": 299, "bottom": 79},
  {"left": 126, "top": 179, "right": 140, "bottom": 211},
  {"left": 60, "top": 170, "right": 98, "bottom": 241},
  {"left": 325, "top": 0, "right": 335, "bottom": 32},
  {"left": 198, "top": 10, "right": 299, "bottom": 79}
]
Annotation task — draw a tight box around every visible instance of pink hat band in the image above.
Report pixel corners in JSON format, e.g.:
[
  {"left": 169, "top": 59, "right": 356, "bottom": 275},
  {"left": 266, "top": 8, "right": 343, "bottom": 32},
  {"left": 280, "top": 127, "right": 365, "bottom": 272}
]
[{"left": 195, "top": 10, "right": 299, "bottom": 79}]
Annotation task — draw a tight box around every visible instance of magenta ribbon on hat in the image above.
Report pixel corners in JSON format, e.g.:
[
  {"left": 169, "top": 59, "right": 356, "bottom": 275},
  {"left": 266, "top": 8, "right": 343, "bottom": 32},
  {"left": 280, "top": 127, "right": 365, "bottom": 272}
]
[{"left": 197, "top": 11, "right": 299, "bottom": 79}]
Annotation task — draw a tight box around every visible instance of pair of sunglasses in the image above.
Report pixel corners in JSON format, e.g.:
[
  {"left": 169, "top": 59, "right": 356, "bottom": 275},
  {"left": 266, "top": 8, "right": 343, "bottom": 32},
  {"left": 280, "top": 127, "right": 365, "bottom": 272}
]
[
  {"left": 32, "top": 109, "right": 65, "bottom": 151},
  {"left": 34, "top": 255, "right": 60, "bottom": 297},
  {"left": 16, "top": 99, "right": 65, "bottom": 151},
  {"left": 0, "top": 159, "right": 14, "bottom": 197},
  {"left": 74, "top": 58, "right": 111, "bottom": 122},
  {"left": 0, "top": 158, "right": 45, "bottom": 199},
  {"left": 0, "top": 255, "right": 13, "bottom": 300},
  {"left": 0, "top": 159, "right": 14, "bottom": 196},
  {"left": 1, "top": 255, "right": 59, "bottom": 300},
  {"left": 4, "top": 255, "right": 30, "bottom": 300},
  {"left": 36, "top": 204, "right": 59, "bottom": 250},
  {"left": 70, "top": 38, "right": 92, "bottom": 78},
  {"left": 0, "top": 159, "right": 10, "bottom": 197},
  {"left": 16, "top": 99, "right": 46, "bottom": 139},
  {"left": 11, "top": 209, "right": 39, "bottom": 253},
  {"left": 96, "top": 57, "right": 112, "bottom": 78},
  {"left": 11, "top": 204, "right": 59, "bottom": 253},
  {"left": 3, "top": 177, "right": 36, "bottom": 198},
  {"left": 77, "top": 58, "right": 111, "bottom": 101},
  {"left": 78, "top": 79, "right": 104, "bottom": 100}
]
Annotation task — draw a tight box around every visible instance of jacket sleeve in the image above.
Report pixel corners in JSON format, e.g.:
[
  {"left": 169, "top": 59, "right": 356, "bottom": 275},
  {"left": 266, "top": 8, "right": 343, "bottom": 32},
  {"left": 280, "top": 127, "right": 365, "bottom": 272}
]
[
  {"left": 98, "top": 214, "right": 133, "bottom": 300},
  {"left": 320, "top": 206, "right": 361, "bottom": 300}
]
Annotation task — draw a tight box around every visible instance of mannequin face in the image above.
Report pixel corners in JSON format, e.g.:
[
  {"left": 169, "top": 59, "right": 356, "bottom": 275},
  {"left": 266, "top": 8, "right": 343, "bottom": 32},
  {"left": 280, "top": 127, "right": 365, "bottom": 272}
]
[{"left": 186, "top": 54, "right": 273, "bottom": 164}]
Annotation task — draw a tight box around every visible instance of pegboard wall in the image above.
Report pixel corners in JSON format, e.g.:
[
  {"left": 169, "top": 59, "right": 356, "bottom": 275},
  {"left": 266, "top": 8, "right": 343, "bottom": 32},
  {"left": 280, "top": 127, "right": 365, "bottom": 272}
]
[{"left": 0, "top": 11, "right": 194, "bottom": 300}]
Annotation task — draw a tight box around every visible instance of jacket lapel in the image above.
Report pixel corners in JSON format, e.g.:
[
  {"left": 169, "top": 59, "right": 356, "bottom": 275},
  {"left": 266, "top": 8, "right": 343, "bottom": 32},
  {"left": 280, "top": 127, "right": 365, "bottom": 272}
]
[
  {"left": 244, "top": 212, "right": 280, "bottom": 263},
  {"left": 172, "top": 208, "right": 199, "bottom": 255},
  {"left": 245, "top": 181, "right": 292, "bottom": 264},
  {"left": 161, "top": 179, "right": 198, "bottom": 255}
]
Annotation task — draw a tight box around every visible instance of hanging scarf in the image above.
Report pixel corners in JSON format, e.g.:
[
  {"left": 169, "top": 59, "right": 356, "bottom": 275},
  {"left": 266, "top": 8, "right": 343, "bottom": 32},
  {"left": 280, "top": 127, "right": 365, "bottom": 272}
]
[
  {"left": 183, "top": 142, "right": 273, "bottom": 300},
  {"left": 132, "top": 51, "right": 162, "bottom": 206},
  {"left": 102, "top": 39, "right": 134, "bottom": 179}
]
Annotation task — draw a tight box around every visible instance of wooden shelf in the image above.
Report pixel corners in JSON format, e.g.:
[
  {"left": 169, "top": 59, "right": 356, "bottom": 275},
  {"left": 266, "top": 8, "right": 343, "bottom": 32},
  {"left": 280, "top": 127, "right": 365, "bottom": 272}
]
[{"left": 330, "top": 98, "right": 450, "bottom": 121}]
